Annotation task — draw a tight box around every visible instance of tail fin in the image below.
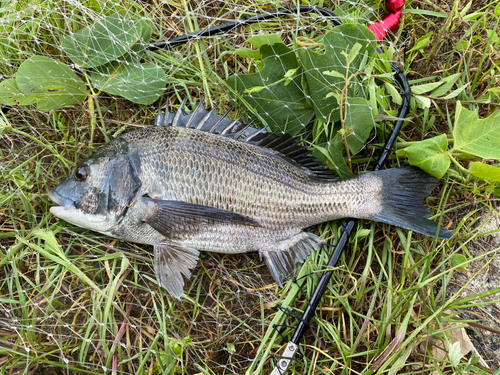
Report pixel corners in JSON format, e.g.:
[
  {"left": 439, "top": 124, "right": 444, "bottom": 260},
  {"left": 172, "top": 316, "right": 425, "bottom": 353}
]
[{"left": 367, "top": 167, "right": 453, "bottom": 239}]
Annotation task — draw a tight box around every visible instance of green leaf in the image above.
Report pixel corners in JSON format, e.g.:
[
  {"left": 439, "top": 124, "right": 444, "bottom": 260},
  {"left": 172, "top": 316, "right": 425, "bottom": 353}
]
[
  {"left": 453, "top": 101, "right": 500, "bottom": 159},
  {"left": 383, "top": 82, "right": 403, "bottom": 105},
  {"left": 247, "top": 34, "right": 282, "bottom": 48},
  {"left": 61, "top": 11, "right": 145, "bottom": 68},
  {"left": 0, "top": 78, "right": 38, "bottom": 106},
  {"left": 411, "top": 81, "right": 443, "bottom": 95},
  {"left": 408, "top": 31, "right": 433, "bottom": 53},
  {"left": 16, "top": 56, "right": 87, "bottom": 111},
  {"left": 298, "top": 24, "right": 377, "bottom": 124},
  {"left": 344, "top": 97, "right": 376, "bottom": 154},
  {"left": 0, "top": 117, "right": 13, "bottom": 136},
  {"left": 227, "top": 43, "right": 314, "bottom": 135},
  {"left": 314, "top": 139, "right": 354, "bottom": 180},
  {"left": 469, "top": 162, "right": 500, "bottom": 182},
  {"left": 234, "top": 47, "right": 261, "bottom": 60},
  {"left": 91, "top": 59, "right": 165, "bottom": 105},
  {"left": 486, "top": 29, "right": 500, "bottom": 45},
  {"left": 396, "top": 134, "right": 450, "bottom": 178},
  {"left": 404, "top": 9, "right": 447, "bottom": 18},
  {"left": 443, "top": 83, "right": 469, "bottom": 99},
  {"left": 431, "top": 73, "right": 461, "bottom": 97},
  {"left": 488, "top": 86, "right": 500, "bottom": 97},
  {"left": 323, "top": 70, "right": 345, "bottom": 79},
  {"left": 129, "top": 17, "right": 152, "bottom": 54},
  {"left": 450, "top": 253, "right": 468, "bottom": 271},
  {"left": 354, "top": 229, "right": 372, "bottom": 240},
  {"left": 346, "top": 42, "right": 362, "bottom": 66},
  {"left": 413, "top": 95, "right": 431, "bottom": 109}
]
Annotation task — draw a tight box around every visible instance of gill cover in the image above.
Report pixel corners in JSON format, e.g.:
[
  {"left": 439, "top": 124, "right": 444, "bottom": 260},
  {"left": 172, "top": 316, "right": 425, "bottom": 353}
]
[{"left": 105, "top": 156, "right": 142, "bottom": 218}]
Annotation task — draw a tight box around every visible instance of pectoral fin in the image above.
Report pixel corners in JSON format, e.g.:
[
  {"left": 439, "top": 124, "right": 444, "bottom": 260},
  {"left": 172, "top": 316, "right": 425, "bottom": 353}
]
[
  {"left": 143, "top": 197, "right": 259, "bottom": 238},
  {"left": 154, "top": 242, "right": 200, "bottom": 299}
]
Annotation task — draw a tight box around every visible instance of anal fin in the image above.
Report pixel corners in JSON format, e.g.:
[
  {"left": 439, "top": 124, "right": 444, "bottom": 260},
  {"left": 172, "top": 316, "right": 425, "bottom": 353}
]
[
  {"left": 154, "top": 242, "right": 200, "bottom": 299},
  {"left": 261, "top": 232, "right": 323, "bottom": 287}
]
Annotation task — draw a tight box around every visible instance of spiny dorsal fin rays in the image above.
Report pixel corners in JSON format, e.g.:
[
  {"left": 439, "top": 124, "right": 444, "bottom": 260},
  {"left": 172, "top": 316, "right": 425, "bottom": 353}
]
[
  {"left": 172, "top": 97, "right": 187, "bottom": 127},
  {"left": 154, "top": 98, "right": 338, "bottom": 181},
  {"left": 244, "top": 127, "right": 266, "bottom": 142},
  {"left": 196, "top": 107, "right": 218, "bottom": 130},
  {"left": 221, "top": 115, "right": 244, "bottom": 135},
  {"left": 209, "top": 109, "right": 231, "bottom": 133},
  {"left": 233, "top": 120, "right": 256, "bottom": 140},
  {"left": 184, "top": 99, "right": 205, "bottom": 129}
]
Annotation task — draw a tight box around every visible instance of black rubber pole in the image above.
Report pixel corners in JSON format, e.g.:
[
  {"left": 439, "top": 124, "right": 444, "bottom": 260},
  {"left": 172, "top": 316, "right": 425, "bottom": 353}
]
[{"left": 147, "top": 6, "right": 342, "bottom": 51}]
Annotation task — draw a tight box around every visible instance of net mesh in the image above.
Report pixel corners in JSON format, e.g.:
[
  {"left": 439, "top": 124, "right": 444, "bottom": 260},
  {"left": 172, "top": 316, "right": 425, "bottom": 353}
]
[{"left": 0, "top": 0, "right": 407, "bottom": 374}]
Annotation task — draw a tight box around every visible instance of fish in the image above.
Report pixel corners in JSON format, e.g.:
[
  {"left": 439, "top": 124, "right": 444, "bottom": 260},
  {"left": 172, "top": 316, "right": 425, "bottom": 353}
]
[{"left": 49, "top": 99, "right": 453, "bottom": 298}]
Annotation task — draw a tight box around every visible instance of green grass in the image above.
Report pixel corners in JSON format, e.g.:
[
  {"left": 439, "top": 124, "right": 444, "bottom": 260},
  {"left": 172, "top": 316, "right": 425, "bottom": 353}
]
[{"left": 1, "top": 0, "right": 500, "bottom": 374}]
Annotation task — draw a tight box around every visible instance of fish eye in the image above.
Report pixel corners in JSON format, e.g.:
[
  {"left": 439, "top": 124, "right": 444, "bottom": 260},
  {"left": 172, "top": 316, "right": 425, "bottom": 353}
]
[{"left": 74, "top": 166, "right": 89, "bottom": 181}]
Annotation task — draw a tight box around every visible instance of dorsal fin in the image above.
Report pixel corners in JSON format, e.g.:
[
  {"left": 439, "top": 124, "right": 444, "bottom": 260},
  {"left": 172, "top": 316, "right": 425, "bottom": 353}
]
[{"left": 155, "top": 98, "right": 338, "bottom": 181}]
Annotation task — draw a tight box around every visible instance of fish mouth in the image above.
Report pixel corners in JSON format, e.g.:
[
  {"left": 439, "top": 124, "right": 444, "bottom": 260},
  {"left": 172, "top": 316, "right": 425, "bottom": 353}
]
[{"left": 49, "top": 190, "right": 75, "bottom": 215}]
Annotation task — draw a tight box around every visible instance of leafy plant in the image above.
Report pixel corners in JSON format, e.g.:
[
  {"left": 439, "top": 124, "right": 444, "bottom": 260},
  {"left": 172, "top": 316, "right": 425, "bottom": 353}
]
[
  {"left": 397, "top": 101, "right": 500, "bottom": 194},
  {"left": 228, "top": 24, "right": 395, "bottom": 179},
  {"left": 0, "top": 11, "right": 165, "bottom": 110}
]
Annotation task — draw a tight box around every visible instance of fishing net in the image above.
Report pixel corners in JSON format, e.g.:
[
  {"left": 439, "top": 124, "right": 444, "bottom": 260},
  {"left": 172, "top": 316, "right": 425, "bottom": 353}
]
[{"left": 0, "top": 1, "right": 415, "bottom": 374}]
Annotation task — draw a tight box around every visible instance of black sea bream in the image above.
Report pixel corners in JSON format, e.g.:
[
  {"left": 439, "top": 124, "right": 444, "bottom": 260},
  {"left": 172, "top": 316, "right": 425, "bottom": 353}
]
[{"left": 49, "top": 100, "right": 452, "bottom": 298}]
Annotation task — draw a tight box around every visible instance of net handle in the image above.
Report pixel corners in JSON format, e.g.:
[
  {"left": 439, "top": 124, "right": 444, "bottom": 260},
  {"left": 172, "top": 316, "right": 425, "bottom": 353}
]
[{"left": 147, "top": 5, "right": 342, "bottom": 51}]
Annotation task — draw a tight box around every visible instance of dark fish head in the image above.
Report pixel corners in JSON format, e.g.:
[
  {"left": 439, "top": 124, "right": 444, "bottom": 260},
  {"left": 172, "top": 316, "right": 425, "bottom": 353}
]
[{"left": 49, "top": 149, "right": 141, "bottom": 232}]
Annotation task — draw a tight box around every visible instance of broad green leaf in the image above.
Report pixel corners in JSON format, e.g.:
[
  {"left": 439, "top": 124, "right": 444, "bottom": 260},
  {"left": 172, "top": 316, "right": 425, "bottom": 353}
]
[
  {"left": 91, "top": 59, "right": 165, "bottom": 105},
  {"left": 234, "top": 47, "right": 261, "bottom": 60},
  {"left": 16, "top": 56, "right": 87, "bottom": 111},
  {"left": 408, "top": 31, "right": 433, "bottom": 53},
  {"left": 413, "top": 95, "right": 431, "bottom": 108},
  {"left": 443, "top": 83, "right": 469, "bottom": 99},
  {"left": 396, "top": 134, "right": 450, "bottom": 178},
  {"left": 459, "top": 1, "right": 473, "bottom": 17},
  {"left": 383, "top": 82, "right": 402, "bottom": 105},
  {"left": 247, "top": 34, "right": 282, "bottom": 48},
  {"left": 130, "top": 17, "right": 152, "bottom": 54},
  {"left": 61, "top": 11, "right": 144, "bottom": 68},
  {"left": 0, "top": 78, "right": 38, "bottom": 106},
  {"left": 411, "top": 81, "right": 443, "bottom": 95},
  {"left": 314, "top": 138, "right": 354, "bottom": 179},
  {"left": 450, "top": 254, "right": 468, "bottom": 271},
  {"left": 431, "top": 73, "right": 461, "bottom": 97},
  {"left": 323, "top": 70, "right": 345, "bottom": 78},
  {"left": 227, "top": 43, "right": 313, "bottom": 135},
  {"left": 469, "top": 162, "right": 500, "bottom": 182},
  {"left": 344, "top": 97, "right": 376, "bottom": 154},
  {"left": 488, "top": 86, "right": 500, "bottom": 97},
  {"left": 298, "top": 24, "right": 377, "bottom": 124},
  {"left": 486, "top": 29, "right": 500, "bottom": 45},
  {"left": 453, "top": 101, "right": 500, "bottom": 159},
  {"left": 346, "top": 42, "right": 362, "bottom": 66}
]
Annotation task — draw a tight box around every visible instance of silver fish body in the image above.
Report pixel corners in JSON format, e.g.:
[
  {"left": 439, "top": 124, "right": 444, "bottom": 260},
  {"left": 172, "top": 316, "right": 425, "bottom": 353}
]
[{"left": 49, "top": 101, "right": 452, "bottom": 298}]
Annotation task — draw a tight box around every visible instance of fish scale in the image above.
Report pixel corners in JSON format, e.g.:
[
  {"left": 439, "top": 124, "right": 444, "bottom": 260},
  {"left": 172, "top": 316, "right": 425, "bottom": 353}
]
[{"left": 49, "top": 100, "right": 453, "bottom": 298}]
